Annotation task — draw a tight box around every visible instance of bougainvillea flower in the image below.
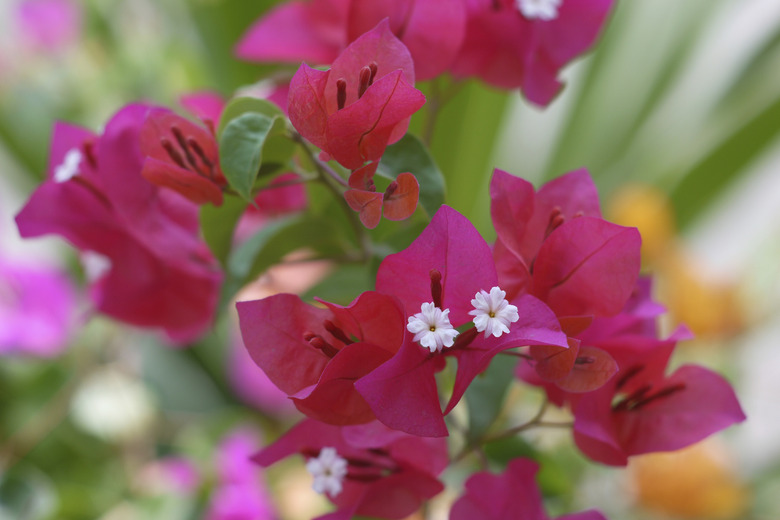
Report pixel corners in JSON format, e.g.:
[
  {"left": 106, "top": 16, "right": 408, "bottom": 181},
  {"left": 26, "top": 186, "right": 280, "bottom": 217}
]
[
  {"left": 205, "top": 429, "right": 277, "bottom": 520},
  {"left": 236, "top": 0, "right": 467, "bottom": 81},
  {"left": 569, "top": 332, "right": 746, "bottom": 466},
  {"left": 0, "top": 256, "right": 76, "bottom": 357},
  {"left": 451, "top": 458, "right": 608, "bottom": 520},
  {"left": 237, "top": 290, "right": 406, "bottom": 425},
  {"left": 253, "top": 418, "right": 448, "bottom": 520},
  {"left": 356, "top": 206, "right": 568, "bottom": 436},
  {"left": 490, "top": 169, "right": 639, "bottom": 391},
  {"left": 15, "top": 0, "right": 81, "bottom": 54},
  {"left": 140, "top": 108, "right": 227, "bottom": 206},
  {"left": 344, "top": 162, "right": 419, "bottom": 228},
  {"left": 15, "top": 104, "right": 222, "bottom": 342},
  {"left": 451, "top": 0, "right": 615, "bottom": 105},
  {"left": 287, "top": 20, "right": 426, "bottom": 170}
]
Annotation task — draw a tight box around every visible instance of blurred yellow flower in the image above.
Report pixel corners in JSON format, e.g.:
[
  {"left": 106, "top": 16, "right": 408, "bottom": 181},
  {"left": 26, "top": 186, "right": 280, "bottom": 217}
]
[{"left": 629, "top": 440, "right": 748, "bottom": 519}]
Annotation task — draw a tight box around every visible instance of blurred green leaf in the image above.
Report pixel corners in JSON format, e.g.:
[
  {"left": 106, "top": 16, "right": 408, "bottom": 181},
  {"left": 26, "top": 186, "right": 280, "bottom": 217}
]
[
  {"left": 219, "top": 112, "right": 287, "bottom": 200},
  {"left": 377, "top": 134, "right": 445, "bottom": 219},
  {"left": 464, "top": 356, "right": 518, "bottom": 443},
  {"left": 217, "top": 97, "right": 286, "bottom": 138},
  {"left": 672, "top": 92, "right": 780, "bottom": 228},
  {"left": 199, "top": 196, "right": 249, "bottom": 267}
]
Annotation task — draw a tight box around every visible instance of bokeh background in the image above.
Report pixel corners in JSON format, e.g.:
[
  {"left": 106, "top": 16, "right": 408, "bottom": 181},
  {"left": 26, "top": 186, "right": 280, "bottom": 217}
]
[{"left": 1, "top": 0, "right": 778, "bottom": 518}]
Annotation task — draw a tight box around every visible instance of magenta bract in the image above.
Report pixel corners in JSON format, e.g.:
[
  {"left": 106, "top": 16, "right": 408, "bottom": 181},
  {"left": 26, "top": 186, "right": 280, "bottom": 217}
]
[
  {"left": 236, "top": 0, "right": 466, "bottom": 81},
  {"left": 287, "top": 20, "right": 425, "bottom": 170},
  {"left": 15, "top": 104, "right": 222, "bottom": 342},
  {"left": 253, "top": 419, "right": 447, "bottom": 520},
  {"left": 451, "top": 0, "right": 615, "bottom": 105}
]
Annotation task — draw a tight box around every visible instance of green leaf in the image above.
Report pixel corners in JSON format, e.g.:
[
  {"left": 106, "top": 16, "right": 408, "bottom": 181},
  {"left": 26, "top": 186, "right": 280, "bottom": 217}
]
[
  {"left": 199, "top": 196, "right": 248, "bottom": 267},
  {"left": 377, "top": 134, "right": 446, "bottom": 219},
  {"left": 219, "top": 112, "right": 286, "bottom": 201},
  {"left": 221, "top": 214, "right": 347, "bottom": 304},
  {"left": 464, "top": 356, "right": 519, "bottom": 443},
  {"left": 217, "top": 97, "right": 286, "bottom": 138}
]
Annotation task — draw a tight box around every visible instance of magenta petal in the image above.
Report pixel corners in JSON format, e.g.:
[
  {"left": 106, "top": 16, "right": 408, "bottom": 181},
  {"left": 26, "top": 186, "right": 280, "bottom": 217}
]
[
  {"left": 327, "top": 70, "right": 425, "bottom": 169},
  {"left": 252, "top": 419, "right": 346, "bottom": 468},
  {"left": 355, "top": 339, "right": 448, "bottom": 437},
  {"left": 346, "top": 0, "right": 467, "bottom": 81},
  {"left": 532, "top": 217, "right": 641, "bottom": 318},
  {"left": 288, "top": 63, "right": 331, "bottom": 153},
  {"left": 234, "top": 0, "right": 348, "bottom": 64},
  {"left": 293, "top": 342, "right": 392, "bottom": 425},
  {"left": 46, "top": 121, "right": 95, "bottom": 181},
  {"left": 445, "top": 294, "right": 567, "bottom": 414},
  {"left": 617, "top": 365, "right": 746, "bottom": 456},
  {"left": 236, "top": 294, "right": 332, "bottom": 395},
  {"left": 376, "top": 205, "right": 497, "bottom": 325},
  {"left": 318, "top": 291, "right": 405, "bottom": 354},
  {"left": 324, "top": 19, "right": 416, "bottom": 113},
  {"left": 490, "top": 168, "right": 535, "bottom": 258},
  {"left": 179, "top": 91, "right": 225, "bottom": 128}
]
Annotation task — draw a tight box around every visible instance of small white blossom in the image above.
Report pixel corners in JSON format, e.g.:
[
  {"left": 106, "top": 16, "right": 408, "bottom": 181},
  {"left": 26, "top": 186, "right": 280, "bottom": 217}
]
[
  {"left": 407, "top": 302, "right": 459, "bottom": 353},
  {"left": 469, "top": 287, "right": 519, "bottom": 338},
  {"left": 306, "top": 447, "right": 348, "bottom": 497},
  {"left": 53, "top": 148, "right": 82, "bottom": 183},
  {"left": 517, "top": 0, "right": 562, "bottom": 21}
]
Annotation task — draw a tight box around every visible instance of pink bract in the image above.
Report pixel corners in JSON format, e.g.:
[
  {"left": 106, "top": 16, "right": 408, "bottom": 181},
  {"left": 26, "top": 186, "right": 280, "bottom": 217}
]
[
  {"left": 15, "top": 104, "right": 222, "bottom": 343},
  {"left": 451, "top": 458, "right": 608, "bottom": 520},
  {"left": 287, "top": 20, "right": 426, "bottom": 170},
  {"left": 236, "top": 0, "right": 467, "bottom": 81},
  {"left": 253, "top": 418, "right": 447, "bottom": 520},
  {"left": 451, "top": 0, "right": 615, "bottom": 105}
]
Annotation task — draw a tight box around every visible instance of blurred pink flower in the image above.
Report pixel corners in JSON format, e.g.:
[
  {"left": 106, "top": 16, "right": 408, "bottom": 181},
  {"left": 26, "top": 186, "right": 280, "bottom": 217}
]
[
  {"left": 0, "top": 256, "right": 76, "bottom": 357},
  {"left": 15, "top": 0, "right": 81, "bottom": 54}
]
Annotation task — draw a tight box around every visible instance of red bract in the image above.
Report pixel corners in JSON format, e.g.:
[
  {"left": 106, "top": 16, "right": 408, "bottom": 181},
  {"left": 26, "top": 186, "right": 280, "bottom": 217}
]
[
  {"left": 570, "top": 331, "right": 746, "bottom": 466},
  {"left": 253, "top": 419, "right": 448, "bottom": 520},
  {"left": 356, "top": 206, "right": 568, "bottom": 437},
  {"left": 451, "top": 0, "right": 615, "bottom": 105},
  {"left": 287, "top": 20, "right": 426, "bottom": 170},
  {"left": 236, "top": 291, "right": 406, "bottom": 425},
  {"left": 140, "top": 108, "right": 226, "bottom": 206},
  {"left": 451, "top": 458, "right": 608, "bottom": 520},
  {"left": 490, "top": 169, "right": 640, "bottom": 392},
  {"left": 236, "top": 0, "right": 467, "bottom": 81},
  {"left": 15, "top": 104, "right": 222, "bottom": 342},
  {"left": 344, "top": 162, "right": 419, "bottom": 229}
]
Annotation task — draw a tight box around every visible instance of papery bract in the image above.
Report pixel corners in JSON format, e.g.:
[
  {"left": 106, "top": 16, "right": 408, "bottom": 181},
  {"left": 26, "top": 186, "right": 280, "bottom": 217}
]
[
  {"left": 237, "top": 291, "right": 405, "bottom": 425},
  {"left": 15, "top": 105, "right": 222, "bottom": 342},
  {"left": 451, "top": 458, "right": 608, "bottom": 520},
  {"left": 236, "top": 0, "right": 467, "bottom": 80},
  {"left": 253, "top": 419, "right": 447, "bottom": 520},
  {"left": 491, "top": 169, "right": 639, "bottom": 391},
  {"left": 451, "top": 0, "right": 615, "bottom": 105},
  {"left": 287, "top": 20, "right": 426, "bottom": 170},
  {"left": 0, "top": 257, "right": 76, "bottom": 357},
  {"left": 357, "top": 206, "right": 568, "bottom": 436}
]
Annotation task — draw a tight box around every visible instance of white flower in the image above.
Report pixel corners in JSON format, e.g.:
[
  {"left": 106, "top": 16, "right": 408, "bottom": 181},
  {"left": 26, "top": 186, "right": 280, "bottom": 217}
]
[
  {"left": 306, "top": 447, "right": 348, "bottom": 497},
  {"left": 469, "top": 287, "right": 519, "bottom": 338},
  {"left": 407, "top": 302, "right": 459, "bottom": 353},
  {"left": 53, "top": 148, "right": 82, "bottom": 183},
  {"left": 516, "top": 0, "right": 562, "bottom": 21}
]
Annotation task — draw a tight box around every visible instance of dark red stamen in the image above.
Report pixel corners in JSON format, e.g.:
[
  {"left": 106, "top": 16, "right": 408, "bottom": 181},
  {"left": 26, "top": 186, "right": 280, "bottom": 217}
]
[
  {"left": 631, "top": 383, "right": 687, "bottom": 410},
  {"left": 170, "top": 126, "right": 199, "bottom": 171},
  {"left": 612, "top": 384, "right": 652, "bottom": 412},
  {"left": 544, "top": 206, "right": 565, "bottom": 238},
  {"left": 160, "top": 138, "right": 187, "bottom": 168},
  {"left": 82, "top": 140, "right": 98, "bottom": 169},
  {"left": 187, "top": 137, "right": 214, "bottom": 172},
  {"left": 324, "top": 320, "right": 354, "bottom": 345},
  {"left": 615, "top": 365, "right": 644, "bottom": 390},
  {"left": 575, "top": 356, "right": 596, "bottom": 365},
  {"left": 368, "top": 62, "right": 378, "bottom": 86},
  {"left": 383, "top": 181, "right": 398, "bottom": 201},
  {"left": 336, "top": 79, "right": 347, "bottom": 110},
  {"left": 358, "top": 66, "right": 372, "bottom": 99},
  {"left": 303, "top": 331, "right": 340, "bottom": 358},
  {"left": 429, "top": 269, "right": 443, "bottom": 309}
]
